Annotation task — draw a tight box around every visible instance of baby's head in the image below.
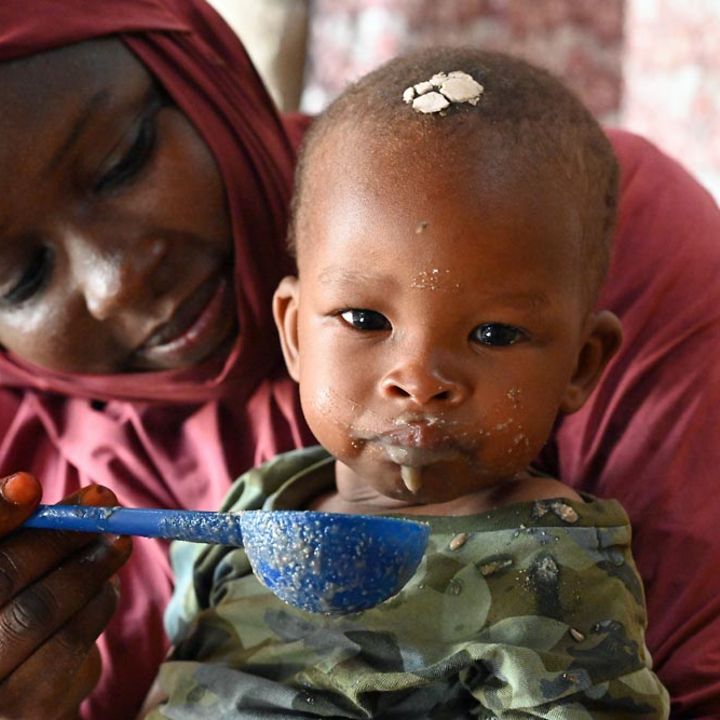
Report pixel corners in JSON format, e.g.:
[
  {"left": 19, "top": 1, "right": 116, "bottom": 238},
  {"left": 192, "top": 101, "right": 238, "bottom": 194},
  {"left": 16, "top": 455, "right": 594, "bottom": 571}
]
[
  {"left": 274, "top": 47, "right": 622, "bottom": 506},
  {"left": 292, "top": 47, "right": 619, "bottom": 303}
]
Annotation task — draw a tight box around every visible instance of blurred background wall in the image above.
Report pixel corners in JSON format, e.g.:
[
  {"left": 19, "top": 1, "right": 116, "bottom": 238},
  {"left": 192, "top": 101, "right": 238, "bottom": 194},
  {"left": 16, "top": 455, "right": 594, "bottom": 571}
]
[
  {"left": 622, "top": 0, "right": 720, "bottom": 199},
  {"left": 208, "top": 0, "right": 720, "bottom": 201}
]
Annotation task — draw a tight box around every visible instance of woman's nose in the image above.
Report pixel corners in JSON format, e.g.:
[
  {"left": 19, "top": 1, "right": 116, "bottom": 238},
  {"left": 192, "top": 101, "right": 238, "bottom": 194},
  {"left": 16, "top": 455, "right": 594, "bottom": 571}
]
[
  {"left": 380, "top": 354, "right": 468, "bottom": 407},
  {"left": 75, "top": 237, "right": 168, "bottom": 321}
]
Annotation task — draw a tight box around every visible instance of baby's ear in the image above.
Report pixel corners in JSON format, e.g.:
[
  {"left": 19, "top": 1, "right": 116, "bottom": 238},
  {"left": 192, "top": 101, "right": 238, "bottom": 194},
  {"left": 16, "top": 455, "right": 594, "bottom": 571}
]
[
  {"left": 272, "top": 276, "right": 301, "bottom": 382},
  {"left": 559, "top": 310, "right": 622, "bottom": 414}
]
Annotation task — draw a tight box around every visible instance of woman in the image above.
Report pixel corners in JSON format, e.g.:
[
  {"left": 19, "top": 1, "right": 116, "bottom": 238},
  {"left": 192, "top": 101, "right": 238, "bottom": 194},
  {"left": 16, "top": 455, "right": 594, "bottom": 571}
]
[
  {"left": 0, "top": 1, "right": 313, "bottom": 717},
  {"left": 0, "top": 1, "right": 718, "bottom": 719}
]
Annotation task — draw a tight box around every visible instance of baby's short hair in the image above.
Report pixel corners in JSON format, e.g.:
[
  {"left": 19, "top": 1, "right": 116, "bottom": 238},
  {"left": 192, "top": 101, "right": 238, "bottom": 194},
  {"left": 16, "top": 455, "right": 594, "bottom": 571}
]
[{"left": 290, "top": 47, "right": 618, "bottom": 303}]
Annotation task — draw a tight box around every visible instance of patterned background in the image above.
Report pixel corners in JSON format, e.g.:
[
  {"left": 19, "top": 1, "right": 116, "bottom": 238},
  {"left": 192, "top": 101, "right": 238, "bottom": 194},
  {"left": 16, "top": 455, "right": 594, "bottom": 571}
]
[
  {"left": 301, "top": 0, "right": 626, "bottom": 123},
  {"left": 622, "top": 0, "right": 720, "bottom": 199},
  {"left": 209, "top": 0, "right": 720, "bottom": 201}
]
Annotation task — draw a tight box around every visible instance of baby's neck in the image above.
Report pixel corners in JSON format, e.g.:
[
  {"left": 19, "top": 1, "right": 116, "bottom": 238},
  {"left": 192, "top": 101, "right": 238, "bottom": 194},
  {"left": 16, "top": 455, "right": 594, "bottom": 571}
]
[{"left": 307, "top": 487, "right": 490, "bottom": 516}]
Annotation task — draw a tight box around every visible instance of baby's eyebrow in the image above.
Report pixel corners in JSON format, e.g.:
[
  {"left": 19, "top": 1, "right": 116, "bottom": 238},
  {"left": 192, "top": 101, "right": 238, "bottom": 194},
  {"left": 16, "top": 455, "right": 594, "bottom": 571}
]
[
  {"left": 316, "top": 269, "right": 550, "bottom": 308},
  {"left": 46, "top": 89, "right": 112, "bottom": 174},
  {"left": 484, "top": 291, "right": 550, "bottom": 310},
  {"left": 317, "top": 267, "right": 393, "bottom": 286}
]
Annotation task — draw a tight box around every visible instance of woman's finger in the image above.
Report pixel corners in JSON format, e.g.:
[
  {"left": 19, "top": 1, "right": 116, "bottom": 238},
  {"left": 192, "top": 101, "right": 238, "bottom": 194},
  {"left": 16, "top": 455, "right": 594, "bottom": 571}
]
[
  {"left": 0, "top": 534, "right": 131, "bottom": 678},
  {"left": 0, "top": 580, "right": 119, "bottom": 720},
  {"left": 0, "top": 484, "right": 121, "bottom": 608},
  {"left": 0, "top": 473, "right": 42, "bottom": 532},
  {"left": 0, "top": 478, "right": 132, "bottom": 713}
]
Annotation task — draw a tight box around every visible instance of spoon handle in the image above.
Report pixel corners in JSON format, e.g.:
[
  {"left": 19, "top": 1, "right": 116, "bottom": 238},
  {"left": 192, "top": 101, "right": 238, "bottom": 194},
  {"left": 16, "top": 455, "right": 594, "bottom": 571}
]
[{"left": 24, "top": 505, "right": 245, "bottom": 546}]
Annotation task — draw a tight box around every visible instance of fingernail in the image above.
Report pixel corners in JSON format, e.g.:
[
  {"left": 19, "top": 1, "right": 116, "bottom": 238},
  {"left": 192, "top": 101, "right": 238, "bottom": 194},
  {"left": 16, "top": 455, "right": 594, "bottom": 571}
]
[
  {"left": 109, "top": 574, "right": 121, "bottom": 596},
  {"left": 80, "top": 484, "right": 114, "bottom": 505},
  {"left": 80, "top": 542, "right": 111, "bottom": 563},
  {"left": 1, "top": 473, "right": 38, "bottom": 505}
]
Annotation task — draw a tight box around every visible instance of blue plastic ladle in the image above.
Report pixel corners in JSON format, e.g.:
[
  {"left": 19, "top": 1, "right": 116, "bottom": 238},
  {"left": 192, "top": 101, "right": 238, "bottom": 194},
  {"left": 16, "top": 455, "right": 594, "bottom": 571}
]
[{"left": 24, "top": 505, "right": 429, "bottom": 614}]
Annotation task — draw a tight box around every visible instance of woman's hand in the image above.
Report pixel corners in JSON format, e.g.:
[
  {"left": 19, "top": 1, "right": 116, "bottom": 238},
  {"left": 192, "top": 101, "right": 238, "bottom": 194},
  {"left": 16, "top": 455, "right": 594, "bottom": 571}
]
[{"left": 0, "top": 474, "right": 132, "bottom": 720}]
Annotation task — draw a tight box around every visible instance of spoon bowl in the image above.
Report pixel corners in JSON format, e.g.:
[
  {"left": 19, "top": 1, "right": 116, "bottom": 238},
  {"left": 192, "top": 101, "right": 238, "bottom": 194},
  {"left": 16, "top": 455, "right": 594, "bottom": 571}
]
[
  {"left": 242, "top": 510, "right": 429, "bottom": 613},
  {"left": 24, "top": 505, "right": 429, "bottom": 614}
]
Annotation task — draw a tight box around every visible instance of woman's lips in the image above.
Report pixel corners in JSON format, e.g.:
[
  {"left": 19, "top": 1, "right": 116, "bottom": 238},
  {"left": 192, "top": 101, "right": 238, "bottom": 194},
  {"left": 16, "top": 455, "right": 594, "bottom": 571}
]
[{"left": 135, "top": 274, "right": 235, "bottom": 369}]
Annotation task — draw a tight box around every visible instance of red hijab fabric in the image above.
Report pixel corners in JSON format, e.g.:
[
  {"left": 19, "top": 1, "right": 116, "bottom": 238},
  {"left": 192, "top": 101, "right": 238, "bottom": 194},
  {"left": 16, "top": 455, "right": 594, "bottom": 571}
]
[
  {"left": 556, "top": 129, "right": 720, "bottom": 718},
  {"left": 0, "top": 1, "right": 313, "bottom": 717}
]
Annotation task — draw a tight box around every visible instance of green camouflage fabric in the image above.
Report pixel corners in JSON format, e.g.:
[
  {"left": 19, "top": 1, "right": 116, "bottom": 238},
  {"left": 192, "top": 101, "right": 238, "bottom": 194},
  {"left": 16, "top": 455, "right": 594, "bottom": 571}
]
[{"left": 151, "top": 446, "right": 669, "bottom": 719}]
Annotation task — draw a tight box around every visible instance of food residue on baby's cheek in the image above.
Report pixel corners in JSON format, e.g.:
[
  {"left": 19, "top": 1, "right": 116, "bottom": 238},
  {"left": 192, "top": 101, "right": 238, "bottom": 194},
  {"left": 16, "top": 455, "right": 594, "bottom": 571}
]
[
  {"left": 493, "top": 389, "right": 531, "bottom": 456},
  {"left": 311, "top": 386, "right": 362, "bottom": 419},
  {"left": 311, "top": 386, "right": 336, "bottom": 418},
  {"left": 506, "top": 387, "right": 523, "bottom": 409},
  {"left": 492, "top": 417, "right": 514, "bottom": 433},
  {"left": 415, "top": 220, "right": 429, "bottom": 234},
  {"left": 507, "top": 431, "right": 531, "bottom": 455}
]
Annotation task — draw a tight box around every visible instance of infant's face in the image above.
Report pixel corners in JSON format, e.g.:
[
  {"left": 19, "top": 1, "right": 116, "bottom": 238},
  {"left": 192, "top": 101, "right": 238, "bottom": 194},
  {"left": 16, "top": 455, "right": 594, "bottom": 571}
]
[
  {"left": 279, "top": 128, "right": 603, "bottom": 509},
  {"left": 0, "top": 39, "right": 235, "bottom": 373}
]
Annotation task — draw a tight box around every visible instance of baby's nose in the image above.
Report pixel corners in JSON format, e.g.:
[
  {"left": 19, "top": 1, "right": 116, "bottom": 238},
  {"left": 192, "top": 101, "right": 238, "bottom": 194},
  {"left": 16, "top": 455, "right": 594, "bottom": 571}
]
[{"left": 380, "top": 361, "right": 468, "bottom": 407}]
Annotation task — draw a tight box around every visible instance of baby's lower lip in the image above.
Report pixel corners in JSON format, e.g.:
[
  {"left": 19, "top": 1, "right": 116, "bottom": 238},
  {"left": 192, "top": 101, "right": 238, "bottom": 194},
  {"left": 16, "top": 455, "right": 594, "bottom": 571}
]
[
  {"left": 381, "top": 443, "right": 460, "bottom": 468},
  {"left": 377, "top": 422, "right": 451, "bottom": 448}
]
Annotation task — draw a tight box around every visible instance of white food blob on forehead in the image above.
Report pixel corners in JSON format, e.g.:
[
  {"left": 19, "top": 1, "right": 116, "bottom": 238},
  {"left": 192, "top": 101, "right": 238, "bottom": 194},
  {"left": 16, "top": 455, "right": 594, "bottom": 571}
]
[{"left": 403, "top": 71, "right": 485, "bottom": 115}]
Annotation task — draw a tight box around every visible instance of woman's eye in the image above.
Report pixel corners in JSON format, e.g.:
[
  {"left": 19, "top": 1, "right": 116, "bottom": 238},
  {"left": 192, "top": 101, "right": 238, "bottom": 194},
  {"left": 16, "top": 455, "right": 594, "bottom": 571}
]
[
  {"left": 2, "top": 247, "right": 53, "bottom": 306},
  {"left": 94, "top": 113, "right": 157, "bottom": 194},
  {"left": 471, "top": 323, "right": 526, "bottom": 347},
  {"left": 93, "top": 84, "right": 170, "bottom": 195},
  {"left": 339, "top": 309, "right": 390, "bottom": 331}
]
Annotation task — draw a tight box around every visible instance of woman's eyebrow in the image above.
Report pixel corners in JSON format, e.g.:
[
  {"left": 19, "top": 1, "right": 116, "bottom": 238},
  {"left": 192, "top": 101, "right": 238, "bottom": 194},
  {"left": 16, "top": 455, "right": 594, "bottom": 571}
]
[{"left": 46, "top": 89, "right": 112, "bottom": 173}]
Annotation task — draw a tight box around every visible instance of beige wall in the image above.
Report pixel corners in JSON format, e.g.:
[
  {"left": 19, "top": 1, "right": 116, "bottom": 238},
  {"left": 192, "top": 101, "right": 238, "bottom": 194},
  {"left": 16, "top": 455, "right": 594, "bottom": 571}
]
[
  {"left": 206, "top": 0, "right": 309, "bottom": 111},
  {"left": 622, "top": 0, "right": 720, "bottom": 201}
]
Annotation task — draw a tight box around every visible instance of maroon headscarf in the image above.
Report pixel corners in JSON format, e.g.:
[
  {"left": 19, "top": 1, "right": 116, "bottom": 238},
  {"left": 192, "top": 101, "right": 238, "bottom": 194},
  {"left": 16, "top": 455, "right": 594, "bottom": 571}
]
[
  {"left": 0, "top": 0, "right": 297, "bottom": 404},
  {"left": 553, "top": 129, "right": 720, "bottom": 718},
  {"left": 0, "top": 1, "right": 313, "bottom": 717}
]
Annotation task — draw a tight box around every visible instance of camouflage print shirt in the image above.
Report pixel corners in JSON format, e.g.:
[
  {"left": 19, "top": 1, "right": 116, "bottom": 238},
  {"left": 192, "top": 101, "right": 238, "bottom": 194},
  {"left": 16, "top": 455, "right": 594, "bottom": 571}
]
[{"left": 151, "top": 446, "right": 669, "bottom": 719}]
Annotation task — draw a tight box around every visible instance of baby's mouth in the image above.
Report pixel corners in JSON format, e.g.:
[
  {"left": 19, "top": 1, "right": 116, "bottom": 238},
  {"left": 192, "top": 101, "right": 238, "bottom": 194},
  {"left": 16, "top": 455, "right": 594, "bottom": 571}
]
[{"left": 381, "top": 443, "right": 461, "bottom": 494}]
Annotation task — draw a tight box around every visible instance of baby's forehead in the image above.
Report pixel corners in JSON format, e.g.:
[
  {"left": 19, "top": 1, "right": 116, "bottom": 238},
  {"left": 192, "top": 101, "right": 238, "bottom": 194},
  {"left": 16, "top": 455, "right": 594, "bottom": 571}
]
[
  {"left": 303, "top": 135, "right": 580, "bottom": 240},
  {"left": 304, "top": 118, "right": 582, "bottom": 224},
  {"left": 297, "top": 126, "right": 591, "bottom": 295},
  {"left": 311, "top": 114, "right": 575, "bottom": 187}
]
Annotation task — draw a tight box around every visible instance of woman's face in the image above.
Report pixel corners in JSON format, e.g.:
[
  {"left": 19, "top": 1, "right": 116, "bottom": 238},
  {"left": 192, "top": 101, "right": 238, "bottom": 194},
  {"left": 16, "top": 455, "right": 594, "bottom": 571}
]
[{"left": 0, "top": 39, "right": 235, "bottom": 373}]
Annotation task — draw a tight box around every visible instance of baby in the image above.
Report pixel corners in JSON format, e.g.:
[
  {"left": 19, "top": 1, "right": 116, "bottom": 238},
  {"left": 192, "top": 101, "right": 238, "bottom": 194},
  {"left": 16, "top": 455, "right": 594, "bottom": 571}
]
[{"left": 147, "top": 48, "right": 669, "bottom": 718}]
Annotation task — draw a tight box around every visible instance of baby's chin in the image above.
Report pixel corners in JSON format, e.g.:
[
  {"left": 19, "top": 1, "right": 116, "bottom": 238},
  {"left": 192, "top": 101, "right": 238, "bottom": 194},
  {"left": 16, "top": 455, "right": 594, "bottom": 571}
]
[
  {"left": 330, "top": 481, "right": 413, "bottom": 510},
  {"left": 332, "top": 455, "right": 536, "bottom": 516},
  {"left": 332, "top": 461, "right": 481, "bottom": 514}
]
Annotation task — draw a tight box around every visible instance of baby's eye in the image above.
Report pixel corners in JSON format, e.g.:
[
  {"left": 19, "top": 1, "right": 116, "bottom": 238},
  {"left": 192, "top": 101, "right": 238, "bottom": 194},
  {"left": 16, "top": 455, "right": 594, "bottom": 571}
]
[
  {"left": 339, "top": 309, "right": 391, "bottom": 331},
  {"left": 1, "top": 247, "right": 53, "bottom": 306},
  {"left": 470, "top": 323, "right": 526, "bottom": 347}
]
